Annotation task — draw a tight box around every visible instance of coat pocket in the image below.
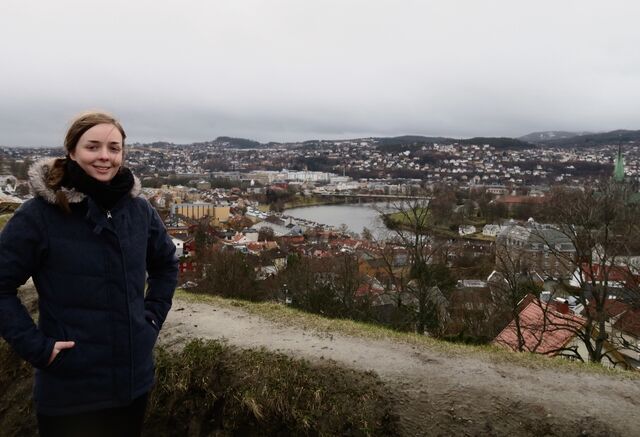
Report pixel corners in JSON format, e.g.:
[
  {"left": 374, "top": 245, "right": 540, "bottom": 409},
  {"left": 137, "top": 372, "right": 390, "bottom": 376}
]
[
  {"left": 42, "top": 324, "right": 73, "bottom": 373},
  {"left": 44, "top": 345, "right": 79, "bottom": 375},
  {"left": 42, "top": 325, "right": 86, "bottom": 376},
  {"left": 133, "top": 316, "right": 159, "bottom": 383},
  {"left": 143, "top": 318, "right": 160, "bottom": 352},
  {"left": 46, "top": 348, "right": 70, "bottom": 371}
]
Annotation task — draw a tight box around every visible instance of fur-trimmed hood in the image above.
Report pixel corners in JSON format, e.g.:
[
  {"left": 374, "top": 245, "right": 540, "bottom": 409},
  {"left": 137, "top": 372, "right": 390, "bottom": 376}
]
[{"left": 28, "top": 158, "right": 142, "bottom": 205}]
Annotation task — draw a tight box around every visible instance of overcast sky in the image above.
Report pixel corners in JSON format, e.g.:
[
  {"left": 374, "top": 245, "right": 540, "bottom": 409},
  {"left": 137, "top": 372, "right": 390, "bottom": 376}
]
[{"left": 2, "top": 0, "right": 640, "bottom": 147}]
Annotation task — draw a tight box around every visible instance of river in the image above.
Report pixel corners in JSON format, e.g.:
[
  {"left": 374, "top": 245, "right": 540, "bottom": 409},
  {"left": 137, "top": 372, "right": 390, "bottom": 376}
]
[{"left": 284, "top": 202, "right": 395, "bottom": 238}]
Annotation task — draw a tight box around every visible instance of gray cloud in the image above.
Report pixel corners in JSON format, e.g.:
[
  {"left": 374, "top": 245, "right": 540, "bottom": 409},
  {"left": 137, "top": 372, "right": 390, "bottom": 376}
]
[{"left": 2, "top": 0, "right": 640, "bottom": 146}]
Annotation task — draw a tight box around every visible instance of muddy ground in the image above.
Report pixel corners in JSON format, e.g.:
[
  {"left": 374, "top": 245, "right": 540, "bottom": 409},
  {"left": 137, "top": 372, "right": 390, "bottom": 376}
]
[{"left": 162, "top": 296, "right": 640, "bottom": 437}]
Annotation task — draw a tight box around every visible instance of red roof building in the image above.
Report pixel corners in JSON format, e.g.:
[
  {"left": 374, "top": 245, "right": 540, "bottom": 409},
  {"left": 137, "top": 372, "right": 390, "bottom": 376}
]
[
  {"left": 493, "top": 295, "right": 586, "bottom": 356},
  {"left": 573, "top": 263, "right": 640, "bottom": 289}
]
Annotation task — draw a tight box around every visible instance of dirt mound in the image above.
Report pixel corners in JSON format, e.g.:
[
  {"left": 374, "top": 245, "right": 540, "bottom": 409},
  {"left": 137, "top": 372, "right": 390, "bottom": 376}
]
[{"left": 162, "top": 296, "right": 640, "bottom": 436}]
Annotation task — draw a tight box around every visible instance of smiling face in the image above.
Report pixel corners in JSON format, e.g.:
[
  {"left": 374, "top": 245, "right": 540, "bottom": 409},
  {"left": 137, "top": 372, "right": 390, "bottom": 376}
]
[{"left": 69, "top": 123, "right": 124, "bottom": 182}]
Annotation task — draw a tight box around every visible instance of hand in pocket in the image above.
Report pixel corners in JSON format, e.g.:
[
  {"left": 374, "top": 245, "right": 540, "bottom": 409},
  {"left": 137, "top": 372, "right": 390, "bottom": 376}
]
[{"left": 47, "top": 341, "right": 75, "bottom": 366}]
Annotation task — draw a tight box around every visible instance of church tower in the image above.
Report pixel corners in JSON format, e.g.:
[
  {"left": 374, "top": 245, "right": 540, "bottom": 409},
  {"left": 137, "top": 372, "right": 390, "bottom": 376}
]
[{"left": 613, "top": 144, "right": 625, "bottom": 182}]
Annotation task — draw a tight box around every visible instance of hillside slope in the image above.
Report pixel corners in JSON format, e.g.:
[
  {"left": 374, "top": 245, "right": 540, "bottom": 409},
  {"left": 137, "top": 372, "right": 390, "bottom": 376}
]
[{"left": 163, "top": 294, "right": 640, "bottom": 437}]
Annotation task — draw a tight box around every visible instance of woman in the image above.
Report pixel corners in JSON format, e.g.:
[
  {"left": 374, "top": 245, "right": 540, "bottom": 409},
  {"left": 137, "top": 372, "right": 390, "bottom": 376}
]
[{"left": 0, "top": 112, "right": 178, "bottom": 436}]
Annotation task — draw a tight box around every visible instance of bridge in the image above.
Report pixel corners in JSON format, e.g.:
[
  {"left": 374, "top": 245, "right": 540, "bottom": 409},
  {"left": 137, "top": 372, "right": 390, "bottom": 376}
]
[{"left": 315, "top": 192, "right": 431, "bottom": 201}]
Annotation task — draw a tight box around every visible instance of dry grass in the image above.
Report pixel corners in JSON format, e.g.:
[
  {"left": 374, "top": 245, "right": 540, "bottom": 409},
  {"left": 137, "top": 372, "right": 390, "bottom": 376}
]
[
  {"left": 0, "top": 213, "right": 13, "bottom": 231},
  {"left": 146, "top": 339, "right": 398, "bottom": 436}
]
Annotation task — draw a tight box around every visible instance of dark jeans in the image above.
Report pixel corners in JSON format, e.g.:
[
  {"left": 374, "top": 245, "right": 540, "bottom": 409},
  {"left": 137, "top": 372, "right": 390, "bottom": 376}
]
[{"left": 37, "top": 392, "right": 149, "bottom": 437}]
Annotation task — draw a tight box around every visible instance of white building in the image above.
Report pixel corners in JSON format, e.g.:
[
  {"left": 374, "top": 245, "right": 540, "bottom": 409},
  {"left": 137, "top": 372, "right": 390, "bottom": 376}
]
[
  {"left": 482, "top": 224, "right": 504, "bottom": 237},
  {"left": 458, "top": 225, "right": 477, "bottom": 236},
  {"left": 172, "top": 238, "right": 184, "bottom": 258}
]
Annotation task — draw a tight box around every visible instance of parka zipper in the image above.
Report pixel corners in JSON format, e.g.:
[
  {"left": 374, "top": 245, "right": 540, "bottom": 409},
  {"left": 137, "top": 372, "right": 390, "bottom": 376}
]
[{"left": 106, "top": 210, "right": 112, "bottom": 219}]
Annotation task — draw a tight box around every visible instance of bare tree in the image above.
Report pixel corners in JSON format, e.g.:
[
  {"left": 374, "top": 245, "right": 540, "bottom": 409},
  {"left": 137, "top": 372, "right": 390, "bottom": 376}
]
[
  {"left": 199, "top": 248, "right": 261, "bottom": 300},
  {"left": 490, "top": 245, "right": 543, "bottom": 351},
  {"left": 538, "top": 180, "right": 640, "bottom": 365},
  {"left": 491, "top": 246, "right": 585, "bottom": 361},
  {"left": 376, "top": 196, "right": 456, "bottom": 335},
  {"left": 330, "top": 252, "right": 368, "bottom": 318},
  {"left": 280, "top": 254, "right": 319, "bottom": 308},
  {"left": 280, "top": 252, "right": 369, "bottom": 319}
]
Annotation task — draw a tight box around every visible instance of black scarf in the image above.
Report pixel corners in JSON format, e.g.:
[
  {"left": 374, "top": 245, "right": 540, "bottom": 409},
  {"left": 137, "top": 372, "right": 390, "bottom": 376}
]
[{"left": 61, "top": 159, "right": 135, "bottom": 211}]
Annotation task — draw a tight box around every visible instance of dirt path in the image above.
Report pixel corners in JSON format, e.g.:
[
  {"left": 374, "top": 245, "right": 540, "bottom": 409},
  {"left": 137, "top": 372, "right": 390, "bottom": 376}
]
[{"left": 161, "top": 298, "right": 640, "bottom": 436}]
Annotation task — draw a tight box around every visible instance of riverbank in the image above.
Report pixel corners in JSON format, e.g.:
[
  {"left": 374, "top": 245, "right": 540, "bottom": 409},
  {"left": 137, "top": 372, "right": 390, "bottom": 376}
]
[
  {"left": 280, "top": 200, "right": 494, "bottom": 243},
  {"left": 283, "top": 196, "right": 345, "bottom": 209},
  {"left": 283, "top": 194, "right": 385, "bottom": 210},
  {"left": 383, "top": 211, "right": 494, "bottom": 242}
]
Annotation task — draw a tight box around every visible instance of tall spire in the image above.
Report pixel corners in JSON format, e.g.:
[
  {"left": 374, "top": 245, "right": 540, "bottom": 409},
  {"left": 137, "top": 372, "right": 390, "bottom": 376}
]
[{"left": 614, "top": 144, "right": 625, "bottom": 182}]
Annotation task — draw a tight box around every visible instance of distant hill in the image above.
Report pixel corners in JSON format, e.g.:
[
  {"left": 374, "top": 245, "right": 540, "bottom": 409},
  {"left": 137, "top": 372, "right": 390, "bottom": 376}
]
[
  {"left": 214, "top": 136, "right": 263, "bottom": 148},
  {"left": 375, "top": 135, "right": 532, "bottom": 152},
  {"left": 135, "top": 129, "right": 640, "bottom": 151},
  {"left": 518, "top": 131, "right": 591, "bottom": 143},
  {"left": 459, "top": 137, "right": 532, "bottom": 150},
  {"left": 539, "top": 130, "right": 640, "bottom": 148},
  {"left": 374, "top": 135, "right": 453, "bottom": 146},
  {"left": 265, "top": 141, "right": 285, "bottom": 148},
  {"left": 145, "top": 141, "right": 176, "bottom": 148}
]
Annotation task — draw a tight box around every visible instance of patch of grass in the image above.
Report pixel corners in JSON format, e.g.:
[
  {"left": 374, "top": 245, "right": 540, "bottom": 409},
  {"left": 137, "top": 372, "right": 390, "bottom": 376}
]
[
  {"left": 0, "top": 213, "right": 13, "bottom": 231},
  {"left": 432, "top": 227, "right": 458, "bottom": 238},
  {"left": 147, "top": 339, "right": 398, "bottom": 436},
  {"left": 461, "top": 232, "right": 495, "bottom": 242},
  {"left": 175, "top": 290, "right": 640, "bottom": 380},
  {"left": 385, "top": 210, "right": 423, "bottom": 225}
]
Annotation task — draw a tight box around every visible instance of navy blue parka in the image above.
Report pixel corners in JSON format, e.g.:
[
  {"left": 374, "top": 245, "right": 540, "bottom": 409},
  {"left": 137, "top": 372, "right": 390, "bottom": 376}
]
[{"left": 0, "top": 158, "right": 178, "bottom": 415}]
